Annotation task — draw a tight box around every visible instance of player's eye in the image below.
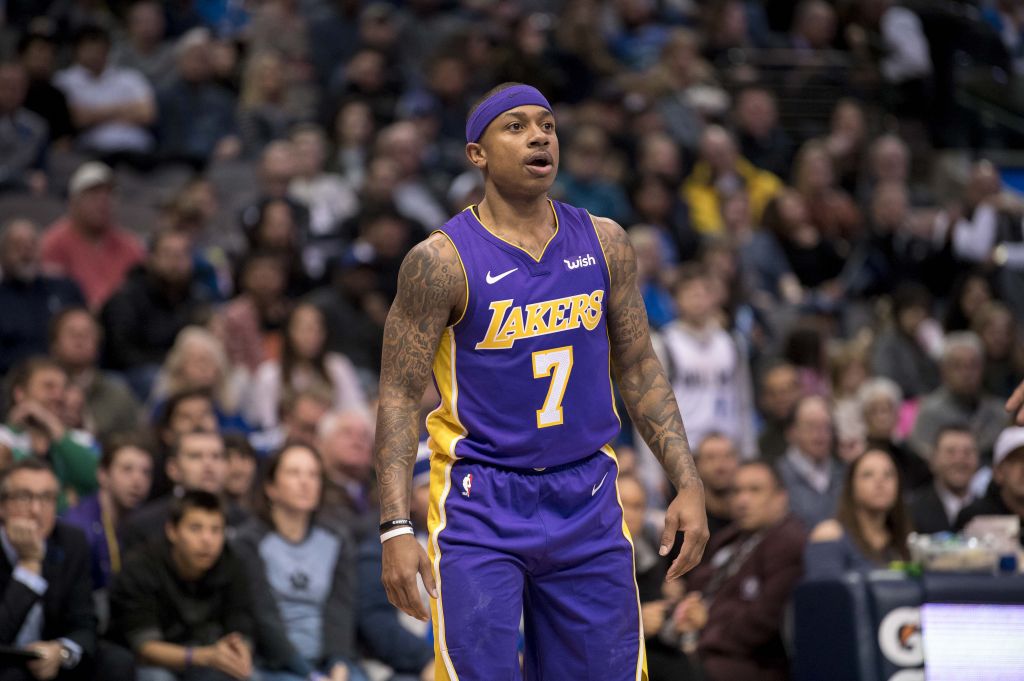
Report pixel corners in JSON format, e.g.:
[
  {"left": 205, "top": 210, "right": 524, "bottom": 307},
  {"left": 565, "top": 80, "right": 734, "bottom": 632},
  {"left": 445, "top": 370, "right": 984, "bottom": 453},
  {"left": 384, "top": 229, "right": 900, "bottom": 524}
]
[{"left": 508, "top": 122, "right": 523, "bottom": 131}]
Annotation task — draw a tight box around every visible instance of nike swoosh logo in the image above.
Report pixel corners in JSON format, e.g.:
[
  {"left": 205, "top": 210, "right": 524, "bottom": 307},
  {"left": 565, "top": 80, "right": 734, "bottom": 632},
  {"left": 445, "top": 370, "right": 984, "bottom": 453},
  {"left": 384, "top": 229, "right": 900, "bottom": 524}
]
[
  {"left": 485, "top": 268, "right": 518, "bottom": 284},
  {"left": 592, "top": 472, "right": 608, "bottom": 497}
]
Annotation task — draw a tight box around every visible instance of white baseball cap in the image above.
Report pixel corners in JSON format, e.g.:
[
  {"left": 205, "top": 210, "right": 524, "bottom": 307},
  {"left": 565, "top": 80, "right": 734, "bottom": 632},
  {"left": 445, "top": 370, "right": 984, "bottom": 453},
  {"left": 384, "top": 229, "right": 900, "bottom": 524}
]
[
  {"left": 993, "top": 426, "right": 1024, "bottom": 468},
  {"left": 68, "top": 161, "right": 113, "bottom": 197}
]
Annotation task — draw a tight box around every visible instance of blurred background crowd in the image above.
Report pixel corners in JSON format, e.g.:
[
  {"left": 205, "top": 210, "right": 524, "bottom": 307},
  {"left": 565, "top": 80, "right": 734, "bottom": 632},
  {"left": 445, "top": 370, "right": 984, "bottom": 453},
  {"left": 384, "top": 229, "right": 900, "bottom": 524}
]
[{"left": 1, "top": 0, "right": 1024, "bottom": 680}]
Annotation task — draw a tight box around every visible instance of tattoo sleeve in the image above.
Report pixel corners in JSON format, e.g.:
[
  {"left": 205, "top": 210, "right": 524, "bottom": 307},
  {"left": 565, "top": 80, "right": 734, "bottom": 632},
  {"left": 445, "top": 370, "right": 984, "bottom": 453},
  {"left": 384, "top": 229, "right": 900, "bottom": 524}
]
[
  {"left": 374, "top": 234, "right": 464, "bottom": 521},
  {"left": 595, "top": 217, "right": 700, "bottom": 490}
]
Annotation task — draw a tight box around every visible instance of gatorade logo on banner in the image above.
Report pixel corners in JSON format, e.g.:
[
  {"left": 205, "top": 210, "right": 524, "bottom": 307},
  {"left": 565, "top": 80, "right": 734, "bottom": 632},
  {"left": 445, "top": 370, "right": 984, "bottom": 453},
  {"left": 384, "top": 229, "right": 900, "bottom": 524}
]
[{"left": 878, "top": 606, "right": 924, "bottom": 667}]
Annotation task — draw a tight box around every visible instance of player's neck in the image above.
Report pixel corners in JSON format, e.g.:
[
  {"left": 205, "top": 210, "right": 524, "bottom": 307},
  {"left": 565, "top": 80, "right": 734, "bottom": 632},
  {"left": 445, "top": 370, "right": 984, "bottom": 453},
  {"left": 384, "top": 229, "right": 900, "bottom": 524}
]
[{"left": 476, "top": 190, "right": 554, "bottom": 244}]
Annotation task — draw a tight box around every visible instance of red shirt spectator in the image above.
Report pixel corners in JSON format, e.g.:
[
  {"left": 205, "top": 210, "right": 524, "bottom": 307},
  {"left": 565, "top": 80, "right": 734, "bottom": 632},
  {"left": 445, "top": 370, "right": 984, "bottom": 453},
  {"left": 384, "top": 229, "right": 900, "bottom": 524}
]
[{"left": 40, "top": 162, "right": 144, "bottom": 309}]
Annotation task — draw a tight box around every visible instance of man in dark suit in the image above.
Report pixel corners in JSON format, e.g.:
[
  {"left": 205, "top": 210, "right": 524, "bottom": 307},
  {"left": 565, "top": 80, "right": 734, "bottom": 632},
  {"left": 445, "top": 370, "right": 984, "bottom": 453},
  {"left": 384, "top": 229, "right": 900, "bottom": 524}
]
[
  {"left": 909, "top": 425, "right": 979, "bottom": 534},
  {"left": 0, "top": 458, "right": 95, "bottom": 681}
]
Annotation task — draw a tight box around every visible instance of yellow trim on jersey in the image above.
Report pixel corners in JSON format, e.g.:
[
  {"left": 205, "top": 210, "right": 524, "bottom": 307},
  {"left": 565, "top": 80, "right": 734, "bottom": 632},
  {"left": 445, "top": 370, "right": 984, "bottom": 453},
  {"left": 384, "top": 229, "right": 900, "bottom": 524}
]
[
  {"left": 430, "top": 230, "right": 470, "bottom": 328},
  {"left": 587, "top": 210, "right": 613, "bottom": 289},
  {"left": 427, "top": 454, "right": 461, "bottom": 681},
  {"left": 467, "top": 199, "right": 560, "bottom": 263},
  {"left": 426, "top": 328, "right": 466, "bottom": 458},
  {"left": 602, "top": 444, "right": 650, "bottom": 681}
]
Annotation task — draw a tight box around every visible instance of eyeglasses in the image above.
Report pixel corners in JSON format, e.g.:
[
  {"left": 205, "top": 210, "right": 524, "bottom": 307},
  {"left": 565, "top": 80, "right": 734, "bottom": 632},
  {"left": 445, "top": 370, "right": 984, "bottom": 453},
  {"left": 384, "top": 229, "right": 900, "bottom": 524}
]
[{"left": 0, "top": 490, "right": 59, "bottom": 506}]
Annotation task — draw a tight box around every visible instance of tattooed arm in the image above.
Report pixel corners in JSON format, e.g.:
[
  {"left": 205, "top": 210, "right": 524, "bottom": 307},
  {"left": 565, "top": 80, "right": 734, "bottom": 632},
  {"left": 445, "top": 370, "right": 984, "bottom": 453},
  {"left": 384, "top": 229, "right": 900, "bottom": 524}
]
[
  {"left": 374, "top": 233, "right": 465, "bottom": 620},
  {"left": 594, "top": 216, "right": 709, "bottom": 579}
]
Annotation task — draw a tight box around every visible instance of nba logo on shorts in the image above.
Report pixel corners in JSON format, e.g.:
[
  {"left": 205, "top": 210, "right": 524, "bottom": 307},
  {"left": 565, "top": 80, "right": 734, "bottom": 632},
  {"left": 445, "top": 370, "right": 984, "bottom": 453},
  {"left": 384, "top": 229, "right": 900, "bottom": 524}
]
[{"left": 462, "top": 473, "right": 473, "bottom": 497}]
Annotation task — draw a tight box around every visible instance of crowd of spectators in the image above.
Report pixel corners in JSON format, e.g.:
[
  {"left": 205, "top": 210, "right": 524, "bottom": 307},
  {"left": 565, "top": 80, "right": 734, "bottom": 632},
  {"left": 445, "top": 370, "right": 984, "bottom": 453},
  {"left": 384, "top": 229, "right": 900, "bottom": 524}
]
[{"left": 1, "top": 1, "right": 1024, "bottom": 680}]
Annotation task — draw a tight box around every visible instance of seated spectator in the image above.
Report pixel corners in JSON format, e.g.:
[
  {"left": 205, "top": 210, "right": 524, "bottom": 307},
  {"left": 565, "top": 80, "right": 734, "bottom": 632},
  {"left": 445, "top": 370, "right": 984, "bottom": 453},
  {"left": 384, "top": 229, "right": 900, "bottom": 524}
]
[
  {"left": 374, "top": 121, "right": 447, "bottom": 230},
  {"left": 733, "top": 86, "right": 792, "bottom": 180},
  {"left": 0, "top": 219, "right": 85, "bottom": 374},
  {"left": 245, "top": 303, "right": 365, "bottom": 431},
  {"left": 248, "top": 387, "right": 331, "bottom": 457},
  {"left": 792, "top": 140, "right": 861, "bottom": 247},
  {"left": 870, "top": 283, "right": 941, "bottom": 400},
  {"left": 858, "top": 378, "right": 932, "bottom": 491},
  {"left": 40, "top": 162, "right": 145, "bottom": 310},
  {"left": 0, "top": 357, "right": 97, "bottom": 511},
  {"left": 776, "top": 395, "right": 844, "bottom": 528},
  {"left": 109, "top": 490, "right": 256, "bottom": 681},
  {"left": 0, "top": 60, "right": 49, "bottom": 195},
  {"left": 234, "top": 444, "right": 365, "bottom": 681},
  {"left": 627, "top": 225, "right": 676, "bottom": 330},
  {"left": 288, "top": 123, "right": 359, "bottom": 247},
  {"left": 219, "top": 251, "right": 291, "bottom": 373},
  {"left": 909, "top": 425, "right": 979, "bottom": 534},
  {"left": 942, "top": 270, "right": 993, "bottom": 334},
  {"left": 62, "top": 431, "right": 154, "bottom": 592},
  {"left": 756, "top": 361, "right": 802, "bottom": 462},
  {"left": 761, "top": 190, "right": 845, "bottom": 299},
  {"left": 238, "top": 52, "right": 296, "bottom": 157},
  {"left": 120, "top": 430, "right": 248, "bottom": 554},
  {"left": 555, "top": 125, "right": 631, "bottom": 225},
  {"left": 222, "top": 435, "right": 257, "bottom": 513},
  {"left": 681, "top": 125, "right": 782, "bottom": 235},
  {"left": 156, "top": 28, "right": 240, "bottom": 169},
  {"left": 693, "top": 434, "right": 739, "bottom": 541},
  {"left": 150, "top": 327, "right": 249, "bottom": 433},
  {"left": 679, "top": 461, "right": 806, "bottom": 681},
  {"left": 805, "top": 449, "right": 912, "bottom": 579},
  {"left": 112, "top": 0, "right": 176, "bottom": 89},
  {"left": 973, "top": 301, "right": 1024, "bottom": 400},
  {"left": 656, "top": 264, "right": 756, "bottom": 457},
  {"left": 0, "top": 459, "right": 97, "bottom": 680},
  {"left": 149, "top": 388, "right": 219, "bottom": 498},
  {"left": 49, "top": 307, "right": 142, "bottom": 442},
  {"left": 100, "top": 228, "right": 214, "bottom": 400},
  {"left": 910, "top": 332, "right": 1008, "bottom": 461},
  {"left": 316, "top": 408, "right": 376, "bottom": 539},
  {"left": 54, "top": 25, "right": 156, "bottom": 160},
  {"left": 17, "top": 28, "right": 75, "bottom": 146},
  {"left": 240, "top": 191, "right": 313, "bottom": 298},
  {"left": 956, "top": 427, "right": 1024, "bottom": 547}
]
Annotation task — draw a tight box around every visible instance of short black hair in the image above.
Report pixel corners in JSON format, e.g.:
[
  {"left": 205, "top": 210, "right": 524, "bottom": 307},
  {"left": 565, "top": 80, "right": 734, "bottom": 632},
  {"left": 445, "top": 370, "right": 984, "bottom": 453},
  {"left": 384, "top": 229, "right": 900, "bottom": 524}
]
[
  {"left": 934, "top": 423, "right": 974, "bottom": 448},
  {"left": 156, "top": 388, "right": 215, "bottom": 434},
  {"left": 48, "top": 305, "right": 96, "bottom": 347},
  {"left": 73, "top": 25, "right": 111, "bottom": 48},
  {"left": 737, "top": 459, "right": 785, "bottom": 490},
  {"left": 168, "top": 489, "right": 225, "bottom": 526},
  {"left": 99, "top": 431, "right": 157, "bottom": 470},
  {"left": 171, "top": 429, "right": 224, "bottom": 459},
  {"left": 223, "top": 432, "right": 256, "bottom": 461},
  {"left": 0, "top": 457, "right": 57, "bottom": 494}
]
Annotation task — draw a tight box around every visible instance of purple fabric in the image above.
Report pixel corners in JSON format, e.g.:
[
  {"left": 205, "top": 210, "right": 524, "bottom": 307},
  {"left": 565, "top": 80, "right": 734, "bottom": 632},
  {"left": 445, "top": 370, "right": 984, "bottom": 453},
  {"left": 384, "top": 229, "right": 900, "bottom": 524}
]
[
  {"left": 465, "top": 85, "right": 553, "bottom": 143},
  {"left": 433, "top": 200, "right": 620, "bottom": 470},
  {"left": 431, "top": 453, "right": 642, "bottom": 679}
]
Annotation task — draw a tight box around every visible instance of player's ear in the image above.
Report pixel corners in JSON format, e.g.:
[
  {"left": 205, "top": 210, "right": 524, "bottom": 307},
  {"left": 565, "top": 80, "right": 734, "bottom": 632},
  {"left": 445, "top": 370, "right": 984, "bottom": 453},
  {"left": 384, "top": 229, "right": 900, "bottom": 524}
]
[{"left": 466, "top": 142, "right": 487, "bottom": 170}]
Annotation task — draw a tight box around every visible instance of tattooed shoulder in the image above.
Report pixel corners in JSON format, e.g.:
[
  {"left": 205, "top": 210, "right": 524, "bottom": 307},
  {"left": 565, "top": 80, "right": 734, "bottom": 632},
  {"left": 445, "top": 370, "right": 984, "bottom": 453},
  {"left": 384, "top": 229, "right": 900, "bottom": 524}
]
[{"left": 393, "top": 232, "right": 466, "bottom": 325}]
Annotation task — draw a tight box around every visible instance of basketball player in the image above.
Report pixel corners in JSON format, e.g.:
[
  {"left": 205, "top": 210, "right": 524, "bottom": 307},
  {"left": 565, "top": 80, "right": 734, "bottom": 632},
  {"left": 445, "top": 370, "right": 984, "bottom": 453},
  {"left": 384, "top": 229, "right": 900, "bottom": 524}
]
[{"left": 373, "top": 83, "right": 708, "bottom": 681}]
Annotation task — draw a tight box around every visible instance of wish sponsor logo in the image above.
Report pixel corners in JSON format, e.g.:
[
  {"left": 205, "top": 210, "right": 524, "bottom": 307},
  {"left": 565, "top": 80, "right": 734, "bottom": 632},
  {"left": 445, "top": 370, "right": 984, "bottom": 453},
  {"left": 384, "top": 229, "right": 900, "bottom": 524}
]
[{"left": 564, "top": 253, "right": 597, "bottom": 270}]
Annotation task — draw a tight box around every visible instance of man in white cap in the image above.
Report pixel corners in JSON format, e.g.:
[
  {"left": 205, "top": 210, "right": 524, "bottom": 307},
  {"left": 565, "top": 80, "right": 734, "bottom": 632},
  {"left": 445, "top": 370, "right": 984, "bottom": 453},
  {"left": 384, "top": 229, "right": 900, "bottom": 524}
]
[
  {"left": 956, "top": 426, "right": 1024, "bottom": 547},
  {"left": 39, "top": 161, "right": 144, "bottom": 309}
]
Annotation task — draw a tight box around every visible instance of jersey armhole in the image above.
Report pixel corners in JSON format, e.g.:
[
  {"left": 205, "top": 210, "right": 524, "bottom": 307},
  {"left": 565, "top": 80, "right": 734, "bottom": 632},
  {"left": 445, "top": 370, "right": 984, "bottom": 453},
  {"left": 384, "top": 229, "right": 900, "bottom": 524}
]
[
  {"left": 431, "top": 229, "right": 471, "bottom": 328},
  {"left": 585, "top": 210, "right": 613, "bottom": 292}
]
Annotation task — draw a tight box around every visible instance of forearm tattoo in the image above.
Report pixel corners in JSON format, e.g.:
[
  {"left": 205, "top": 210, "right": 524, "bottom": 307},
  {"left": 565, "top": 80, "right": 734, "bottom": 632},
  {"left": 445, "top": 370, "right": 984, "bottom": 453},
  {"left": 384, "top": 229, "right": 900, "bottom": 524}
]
[
  {"left": 595, "top": 218, "right": 700, "bottom": 490},
  {"left": 375, "top": 235, "right": 463, "bottom": 521}
]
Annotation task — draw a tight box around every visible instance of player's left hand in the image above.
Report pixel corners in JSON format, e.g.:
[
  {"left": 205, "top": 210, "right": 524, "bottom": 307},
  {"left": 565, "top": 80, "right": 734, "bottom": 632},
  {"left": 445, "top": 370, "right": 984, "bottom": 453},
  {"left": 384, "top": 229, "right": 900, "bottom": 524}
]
[{"left": 660, "top": 483, "right": 709, "bottom": 581}]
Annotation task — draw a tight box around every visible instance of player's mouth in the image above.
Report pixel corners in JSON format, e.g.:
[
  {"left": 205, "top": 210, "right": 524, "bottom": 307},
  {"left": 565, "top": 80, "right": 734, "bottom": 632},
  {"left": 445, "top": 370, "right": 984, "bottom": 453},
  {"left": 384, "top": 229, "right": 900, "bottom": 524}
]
[{"left": 524, "top": 151, "right": 554, "bottom": 177}]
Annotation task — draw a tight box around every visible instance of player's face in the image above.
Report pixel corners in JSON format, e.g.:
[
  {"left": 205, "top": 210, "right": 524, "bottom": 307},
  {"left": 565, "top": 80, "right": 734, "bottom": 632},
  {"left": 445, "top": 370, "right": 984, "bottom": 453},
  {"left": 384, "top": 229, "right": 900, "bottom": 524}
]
[{"left": 469, "top": 105, "right": 559, "bottom": 195}]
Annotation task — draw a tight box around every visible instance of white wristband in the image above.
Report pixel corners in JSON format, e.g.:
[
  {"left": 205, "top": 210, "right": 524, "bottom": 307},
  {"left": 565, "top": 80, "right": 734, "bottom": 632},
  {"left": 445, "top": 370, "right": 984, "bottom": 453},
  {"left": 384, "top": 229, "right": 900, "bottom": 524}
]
[{"left": 380, "top": 526, "right": 415, "bottom": 544}]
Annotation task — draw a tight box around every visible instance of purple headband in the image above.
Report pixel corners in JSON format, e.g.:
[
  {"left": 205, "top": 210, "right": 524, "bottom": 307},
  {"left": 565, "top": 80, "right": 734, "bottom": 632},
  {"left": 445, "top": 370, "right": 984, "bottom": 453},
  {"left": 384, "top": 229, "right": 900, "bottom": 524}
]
[{"left": 465, "top": 85, "right": 553, "bottom": 143}]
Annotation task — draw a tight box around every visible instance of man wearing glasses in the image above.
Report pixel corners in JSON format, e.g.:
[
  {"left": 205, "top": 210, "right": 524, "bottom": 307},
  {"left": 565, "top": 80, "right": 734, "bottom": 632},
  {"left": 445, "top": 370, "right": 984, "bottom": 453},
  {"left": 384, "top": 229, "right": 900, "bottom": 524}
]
[{"left": 0, "top": 458, "right": 96, "bottom": 680}]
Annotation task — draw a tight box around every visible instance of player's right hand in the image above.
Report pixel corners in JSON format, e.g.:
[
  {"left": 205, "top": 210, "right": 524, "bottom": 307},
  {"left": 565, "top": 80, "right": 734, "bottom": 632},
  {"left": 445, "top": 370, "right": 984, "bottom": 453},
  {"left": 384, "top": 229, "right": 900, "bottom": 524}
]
[{"left": 382, "top": 534, "right": 437, "bottom": 622}]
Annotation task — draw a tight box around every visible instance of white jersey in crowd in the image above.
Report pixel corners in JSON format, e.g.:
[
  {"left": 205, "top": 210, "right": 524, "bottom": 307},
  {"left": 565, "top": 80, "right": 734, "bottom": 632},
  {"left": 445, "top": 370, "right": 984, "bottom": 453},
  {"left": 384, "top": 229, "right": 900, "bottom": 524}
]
[{"left": 655, "top": 320, "right": 757, "bottom": 458}]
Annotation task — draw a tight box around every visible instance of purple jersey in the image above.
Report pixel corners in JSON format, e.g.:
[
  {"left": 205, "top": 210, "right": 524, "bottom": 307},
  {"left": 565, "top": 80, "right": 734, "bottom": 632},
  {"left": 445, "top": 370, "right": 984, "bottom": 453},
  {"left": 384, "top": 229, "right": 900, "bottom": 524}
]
[{"left": 426, "top": 199, "right": 621, "bottom": 469}]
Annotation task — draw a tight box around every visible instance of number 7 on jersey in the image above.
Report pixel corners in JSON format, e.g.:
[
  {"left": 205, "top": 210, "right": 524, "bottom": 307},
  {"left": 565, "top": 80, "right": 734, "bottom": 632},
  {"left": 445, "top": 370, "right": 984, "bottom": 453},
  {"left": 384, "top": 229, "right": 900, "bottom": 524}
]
[{"left": 532, "top": 346, "right": 574, "bottom": 428}]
